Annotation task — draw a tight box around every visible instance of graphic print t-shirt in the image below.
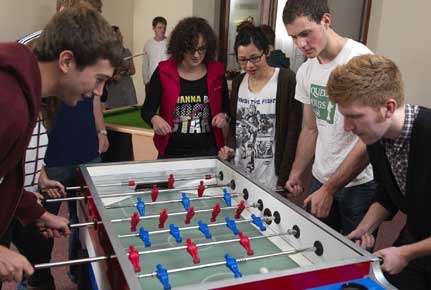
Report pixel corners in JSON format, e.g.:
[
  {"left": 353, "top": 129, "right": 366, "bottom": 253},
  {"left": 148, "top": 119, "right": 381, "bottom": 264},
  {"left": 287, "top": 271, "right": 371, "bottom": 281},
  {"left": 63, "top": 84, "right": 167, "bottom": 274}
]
[
  {"left": 295, "top": 39, "right": 373, "bottom": 186},
  {"left": 234, "top": 68, "right": 280, "bottom": 188},
  {"left": 165, "top": 74, "right": 217, "bottom": 156}
]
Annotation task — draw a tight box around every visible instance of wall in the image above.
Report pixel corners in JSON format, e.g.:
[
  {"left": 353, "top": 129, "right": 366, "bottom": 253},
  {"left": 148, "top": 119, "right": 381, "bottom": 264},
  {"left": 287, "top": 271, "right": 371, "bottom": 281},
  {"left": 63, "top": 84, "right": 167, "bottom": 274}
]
[
  {"left": 368, "top": 0, "right": 431, "bottom": 107},
  {"left": 0, "top": 0, "right": 55, "bottom": 41},
  {"left": 0, "top": 0, "right": 133, "bottom": 48},
  {"left": 132, "top": 0, "right": 194, "bottom": 103},
  {"left": 103, "top": 0, "right": 134, "bottom": 51},
  {"left": 193, "top": 0, "right": 221, "bottom": 37}
]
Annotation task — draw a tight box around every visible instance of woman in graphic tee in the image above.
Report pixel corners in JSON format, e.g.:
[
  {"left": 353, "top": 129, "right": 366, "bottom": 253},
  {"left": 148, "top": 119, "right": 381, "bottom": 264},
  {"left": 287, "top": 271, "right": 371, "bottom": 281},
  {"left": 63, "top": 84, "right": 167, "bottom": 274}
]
[
  {"left": 219, "top": 24, "right": 302, "bottom": 189},
  {"left": 142, "top": 17, "right": 229, "bottom": 158}
]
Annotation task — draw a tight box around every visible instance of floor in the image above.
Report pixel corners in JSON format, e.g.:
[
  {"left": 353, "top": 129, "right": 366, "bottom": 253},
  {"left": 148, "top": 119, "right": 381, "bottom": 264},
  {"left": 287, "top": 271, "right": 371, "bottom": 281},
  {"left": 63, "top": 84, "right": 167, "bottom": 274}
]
[{"left": 3, "top": 193, "right": 405, "bottom": 290}]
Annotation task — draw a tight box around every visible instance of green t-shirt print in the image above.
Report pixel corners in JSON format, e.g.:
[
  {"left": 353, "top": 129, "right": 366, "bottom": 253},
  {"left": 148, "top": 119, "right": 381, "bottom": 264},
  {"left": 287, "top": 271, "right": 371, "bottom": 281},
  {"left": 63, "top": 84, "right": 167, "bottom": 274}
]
[{"left": 310, "top": 84, "right": 336, "bottom": 124}]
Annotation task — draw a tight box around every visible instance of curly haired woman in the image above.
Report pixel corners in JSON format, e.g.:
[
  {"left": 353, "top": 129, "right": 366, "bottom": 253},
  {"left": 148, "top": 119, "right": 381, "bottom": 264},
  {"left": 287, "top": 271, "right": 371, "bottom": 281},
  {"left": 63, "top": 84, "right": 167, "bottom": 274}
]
[{"left": 142, "top": 17, "right": 229, "bottom": 158}]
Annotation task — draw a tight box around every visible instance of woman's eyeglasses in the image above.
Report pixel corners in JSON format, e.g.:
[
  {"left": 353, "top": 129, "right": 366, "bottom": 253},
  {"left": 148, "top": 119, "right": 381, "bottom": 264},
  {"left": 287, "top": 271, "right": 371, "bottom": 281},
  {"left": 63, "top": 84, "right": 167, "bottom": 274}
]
[
  {"left": 188, "top": 46, "right": 207, "bottom": 55},
  {"left": 237, "top": 52, "right": 265, "bottom": 65}
]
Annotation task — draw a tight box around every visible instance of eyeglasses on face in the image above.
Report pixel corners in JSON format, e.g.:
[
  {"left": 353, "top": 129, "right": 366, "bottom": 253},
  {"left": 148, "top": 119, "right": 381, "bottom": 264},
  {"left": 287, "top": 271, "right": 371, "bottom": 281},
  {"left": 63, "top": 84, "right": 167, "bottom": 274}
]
[
  {"left": 237, "top": 52, "right": 265, "bottom": 65},
  {"left": 188, "top": 46, "right": 207, "bottom": 55}
]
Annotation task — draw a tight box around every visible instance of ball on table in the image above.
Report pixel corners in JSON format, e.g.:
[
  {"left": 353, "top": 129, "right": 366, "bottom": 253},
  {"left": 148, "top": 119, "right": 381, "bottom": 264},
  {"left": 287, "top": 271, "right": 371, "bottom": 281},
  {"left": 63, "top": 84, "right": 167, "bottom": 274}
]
[{"left": 259, "top": 267, "right": 269, "bottom": 274}]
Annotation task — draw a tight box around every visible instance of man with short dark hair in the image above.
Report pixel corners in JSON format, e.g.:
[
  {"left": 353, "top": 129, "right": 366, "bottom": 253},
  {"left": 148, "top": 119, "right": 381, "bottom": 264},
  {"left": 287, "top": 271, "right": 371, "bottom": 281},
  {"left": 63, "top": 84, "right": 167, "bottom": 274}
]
[
  {"left": 0, "top": 4, "right": 122, "bottom": 285},
  {"left": 142, "top": 16, "right": 169, "bottom": 95},
  {"left": 282, "top": 0, "right": 376, "bottom": 236}
]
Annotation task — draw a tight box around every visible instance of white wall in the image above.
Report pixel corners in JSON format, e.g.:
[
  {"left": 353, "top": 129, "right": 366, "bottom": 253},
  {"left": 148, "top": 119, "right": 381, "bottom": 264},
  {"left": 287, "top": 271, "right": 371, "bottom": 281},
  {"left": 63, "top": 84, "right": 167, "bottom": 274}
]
[
  {"left": 368, "top": 0, "right": 431, "bottom": 107},
  {"left": 0, "top": 0, "right": 55, "bottom": 41},
  {"left": 132, "top": 0, "right": 194, "bottom": 103},
  {"left": 103, "top": 0, "right": 134, "bottom": 51}
]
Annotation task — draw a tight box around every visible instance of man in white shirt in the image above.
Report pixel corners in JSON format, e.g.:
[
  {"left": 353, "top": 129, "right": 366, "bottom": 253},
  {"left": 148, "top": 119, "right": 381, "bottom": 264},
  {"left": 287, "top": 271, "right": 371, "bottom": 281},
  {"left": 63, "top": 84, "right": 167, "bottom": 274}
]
[
  {"left": 142, "top": 16, "right": 169, "bottom": 96},
  {"left": 282, "top": 0, "right": 375, "bottom": 236}
]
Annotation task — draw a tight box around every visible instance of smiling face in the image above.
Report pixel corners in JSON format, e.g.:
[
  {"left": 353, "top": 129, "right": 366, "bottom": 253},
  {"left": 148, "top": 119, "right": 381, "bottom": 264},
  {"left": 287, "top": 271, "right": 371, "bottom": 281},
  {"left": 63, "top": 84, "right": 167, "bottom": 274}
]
[
  {"left": 338, "top": 101, "right": 392, "bottom": 145},
  {"left": 236, "top": 44, "right": 268, "bottom": 77},
  {"left": 58, "top": 54, "right": 113, "bottom": 106},
  {"left": 285, "top": 14, "right": 329, "bottom": 59}
]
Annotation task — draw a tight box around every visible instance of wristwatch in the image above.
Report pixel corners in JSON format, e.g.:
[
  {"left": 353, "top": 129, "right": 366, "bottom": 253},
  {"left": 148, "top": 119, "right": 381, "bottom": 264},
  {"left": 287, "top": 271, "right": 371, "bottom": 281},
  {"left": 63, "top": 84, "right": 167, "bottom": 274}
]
[{"left": 98, "top": 129, "right": 108, "bottom": 135}]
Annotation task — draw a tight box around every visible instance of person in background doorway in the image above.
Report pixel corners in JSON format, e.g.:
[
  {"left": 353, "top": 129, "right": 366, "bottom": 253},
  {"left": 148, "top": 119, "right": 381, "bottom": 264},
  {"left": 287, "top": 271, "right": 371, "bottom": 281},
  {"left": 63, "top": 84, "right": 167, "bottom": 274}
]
[
  {"left": 142, "top": 16, "right": 169, "bottom": 97},
  {"left": 260, "top": 24, "right": 290, "bottom": 69}
]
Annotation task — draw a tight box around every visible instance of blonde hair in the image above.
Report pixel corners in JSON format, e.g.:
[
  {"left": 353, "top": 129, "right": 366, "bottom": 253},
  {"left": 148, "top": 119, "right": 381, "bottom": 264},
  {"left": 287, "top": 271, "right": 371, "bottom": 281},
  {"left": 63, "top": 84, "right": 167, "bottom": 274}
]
[{"left": 328, "top": 54, "right": 404, "bottom": 108}]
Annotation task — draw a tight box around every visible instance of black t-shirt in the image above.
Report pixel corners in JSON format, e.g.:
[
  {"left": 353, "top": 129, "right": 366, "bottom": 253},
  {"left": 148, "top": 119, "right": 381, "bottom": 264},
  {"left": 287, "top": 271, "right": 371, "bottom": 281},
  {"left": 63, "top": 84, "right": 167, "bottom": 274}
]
[
  {"left": 165, "top": 74, "right": 217, "bottom": 157},
  {"left": 142, "top": 67, "right": 230, "bottom": 158}
]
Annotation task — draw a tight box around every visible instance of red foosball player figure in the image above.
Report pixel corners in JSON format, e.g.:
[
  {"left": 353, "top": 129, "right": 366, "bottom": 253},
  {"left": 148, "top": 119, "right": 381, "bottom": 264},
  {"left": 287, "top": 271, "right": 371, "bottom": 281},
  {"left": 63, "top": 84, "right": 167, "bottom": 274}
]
[
  {"left": 234, "top": 200, "right": 245, "bottom": 219},
  {"left": 185, "top": 206, "right": 195, "bottom": 224},
  {"left": 186, "top": 238, "right": 200, "bottom": 264},
  {"left": 151, "top": 184, "right": 159, "bottom": 202},
  {"left": 168, "top": 174, "right": 175, "bottom": 189},
  {"left": 210, "top": 203, "right": 221, "bottom": 222},
  {"left": 131, "top": 211, "right": 140, "bottom": 232},
  {"left": 128, "top": 245, "right": 141, "bottom": 272},
  {"left": 197, "top": 180, "right": 205, "bottom": 197},
  {"left": 239, "top": 232, "right": 254, "bottom": 255},
  {"left": 159, "top": 208, "right": 168, "bottom": 228}
]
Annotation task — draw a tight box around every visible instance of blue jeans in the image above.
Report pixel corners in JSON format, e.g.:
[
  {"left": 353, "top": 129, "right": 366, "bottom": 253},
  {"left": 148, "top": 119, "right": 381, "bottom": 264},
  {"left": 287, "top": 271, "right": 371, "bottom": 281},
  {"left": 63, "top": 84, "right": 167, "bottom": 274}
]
[{"left": 307, "top": 177, "right": 376, "bottom": 235}]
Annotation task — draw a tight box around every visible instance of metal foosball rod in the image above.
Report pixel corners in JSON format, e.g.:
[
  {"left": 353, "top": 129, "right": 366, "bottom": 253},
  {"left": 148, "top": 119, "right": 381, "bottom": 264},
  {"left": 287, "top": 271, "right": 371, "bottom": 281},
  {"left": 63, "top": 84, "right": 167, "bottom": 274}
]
[
  {"left": 34, "top": 254, "right": 116, "bottom": 270},
  {"left": 132, "top": 229, "right": 299, "bottom": 256},
  {"left": 105, "top": 193, "right": 243, "bottom": 209},
  {"left": 117, "top": 215, "right": 274, "bottom": 239},
  {"left": 110, "top": 203, "right": 258, "bottom": 224},
  {"left": 110, "top": 207, "right": 221, "bottom": 223},
  {"left": 40, "top": 172, "right": 223, "bottom": 193},
  {"left": 33, "top": 237, "right": 310, "bottom": 271},
  {"left": 43, "top": 183, "right": 234, "bottom": 203},
  {"left": 136, "top": 246, "right": 317, "bottom": 279}
]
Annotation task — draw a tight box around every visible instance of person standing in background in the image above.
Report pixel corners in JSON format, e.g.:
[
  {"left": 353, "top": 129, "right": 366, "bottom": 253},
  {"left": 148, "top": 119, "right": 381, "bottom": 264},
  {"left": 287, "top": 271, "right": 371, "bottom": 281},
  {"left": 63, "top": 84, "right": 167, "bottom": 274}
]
[
  {"left": 142, "top": 16, "right": 169, "bottom": 97},
  {"left": 260, "top": 24, "right": 291, "bottom": 69},
  {"left": 105, "top": 25, "right": 137, "bottom": 109}
]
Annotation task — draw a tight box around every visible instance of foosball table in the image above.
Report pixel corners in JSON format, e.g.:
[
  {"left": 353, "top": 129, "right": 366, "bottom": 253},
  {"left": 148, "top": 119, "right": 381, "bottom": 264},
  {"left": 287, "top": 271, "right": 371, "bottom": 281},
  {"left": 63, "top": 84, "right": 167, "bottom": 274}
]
[{"left": 71, "top": 158, "right": 394, "bottom": 290}]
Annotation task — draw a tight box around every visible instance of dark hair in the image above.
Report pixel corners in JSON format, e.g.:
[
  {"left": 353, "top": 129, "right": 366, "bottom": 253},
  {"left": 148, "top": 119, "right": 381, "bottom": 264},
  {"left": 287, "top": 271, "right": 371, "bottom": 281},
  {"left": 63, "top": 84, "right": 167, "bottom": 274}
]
[
  {"left": 152, "top": 16, "right": 167, "bottom": 27},
  {"left": 34, "top": 3, "right": 123, "bottom": 69},
  {"left": 282, "top": 0, "right": 330, "bottom": 25},
  {"left": 167, "top": 17, "right": 217, "bottom": 63},
  {"left": 56, "top": 0, "right": 102, "bottom": 12},
  {"left": 236, "top": 19, "right": 254, "bottom": 32},
  {"left": 259, "top": 24, "right": 275, "bottom": 46},
  {"left": 234, "top": 24, "right": 269, "bottom": 57}
]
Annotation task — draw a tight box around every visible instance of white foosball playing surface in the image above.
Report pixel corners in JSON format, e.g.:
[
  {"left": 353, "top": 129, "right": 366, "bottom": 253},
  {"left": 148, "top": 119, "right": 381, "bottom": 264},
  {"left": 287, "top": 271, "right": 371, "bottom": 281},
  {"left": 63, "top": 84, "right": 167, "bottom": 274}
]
[{"left": 78, "top": 158, "right": 394, "bottom": 290}]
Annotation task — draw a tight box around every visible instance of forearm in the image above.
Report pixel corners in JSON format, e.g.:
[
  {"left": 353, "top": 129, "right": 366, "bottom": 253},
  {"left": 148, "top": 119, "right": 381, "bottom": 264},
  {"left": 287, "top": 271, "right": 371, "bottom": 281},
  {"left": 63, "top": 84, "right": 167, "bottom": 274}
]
[
  {"left": 323, "top": 140, "right": 370, "bottom": 194},
  {"left": 356, "top": 202, "right": 390, "bottom": 233},
  {"left": 93, "top": 96, "right": 106, "bottom": 131},
  {"left": 142, "top": 53, "right": 149, "bottom": 84},
  {"left": 38, "top": 166, "right": 48, "bottom": 185},
  {"left": 141, "top": 68, "right": 162, "bottom": 124},
  {"left": 289, "top": 127, "right": 317, "bottom": 179},
  {"left": 400, "top": 237, "right": 431, "bottom": 262}
]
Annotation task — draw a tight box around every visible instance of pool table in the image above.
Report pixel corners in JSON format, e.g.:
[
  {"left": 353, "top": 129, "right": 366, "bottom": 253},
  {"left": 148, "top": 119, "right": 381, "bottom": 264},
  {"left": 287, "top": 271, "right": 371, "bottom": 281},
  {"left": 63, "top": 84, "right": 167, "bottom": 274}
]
[{"left": 103, "top": 105, "right": 157, "bottom": 161}]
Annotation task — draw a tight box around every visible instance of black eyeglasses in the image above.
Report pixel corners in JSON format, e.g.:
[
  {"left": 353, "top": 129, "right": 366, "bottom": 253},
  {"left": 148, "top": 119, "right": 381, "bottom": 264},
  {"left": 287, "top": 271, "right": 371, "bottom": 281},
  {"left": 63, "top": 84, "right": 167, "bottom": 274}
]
[
  {"left": 237, "top": 52, "right": 265, "bottom": 65},
  {"left": 188, "top": 46, "right": 207, "bottom": 55}
]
